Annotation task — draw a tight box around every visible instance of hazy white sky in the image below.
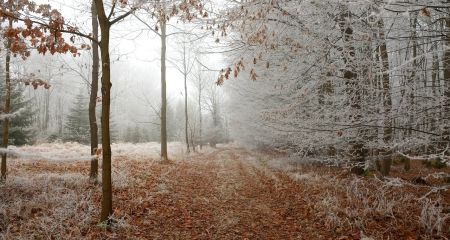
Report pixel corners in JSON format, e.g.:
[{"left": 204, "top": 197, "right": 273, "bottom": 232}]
[
  {"left": 36, "top": 0, "right": 224, "bottom": 96},
  {"left": 26, "top": 0, "right": 226, "bottom": 130}
]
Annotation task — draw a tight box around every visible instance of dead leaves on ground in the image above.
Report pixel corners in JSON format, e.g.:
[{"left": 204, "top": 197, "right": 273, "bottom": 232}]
[{"left": 4, "top": 149, "right": 450, "bottom": 239}]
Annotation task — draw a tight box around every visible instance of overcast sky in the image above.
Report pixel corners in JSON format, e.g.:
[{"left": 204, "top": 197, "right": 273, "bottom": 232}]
[
  {"left": 33, "top": 0, "right": 224, "bottom": 96},
  {"left": 23, "top": 0, "right": 226, "bottom": 132}
]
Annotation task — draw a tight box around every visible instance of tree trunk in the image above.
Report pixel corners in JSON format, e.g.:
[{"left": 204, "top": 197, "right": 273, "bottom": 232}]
[
  {"left": 184, "top": 57, "right": 190, "bottom": 153},
  {"left": 1, "top": 19, "right": 12, "bottom": 182},
  {"left": 198, "top": 78, "right": 203, "bottom": 150},
  {"left": 43, "top": 90, "right": 50, "bottom": 131},
  {"left": 190, "top": 126, "right": 196, "bottom": 152},
  {"left": 379, "top": 19, "right": 393, "bottom": 176},
  {"left": 94, "top": 0, "right": 113, "bottom": 223},
  {"left": 407, "top": 13, "right": 418, "bottom": 137},
  {"left": 443, "top": 6, "right": 450, "bottom": 147},
  {"left": 431, "top": 41, "right": 439, "bottom": 132},
  {"left": 89, "top": 1, "right": 100, "bottom": 182},
  {"left": 57, "top": 97, "right": 64, "bottom": 135},
  {"left": 160, "top": 20, "right": 168, "bottom": 161},
  {"left": 183, "top": 41, "right": 190, "bottom": 153},
  {"left": 210, "top": 106, "right": 219, "bottom": 148}
]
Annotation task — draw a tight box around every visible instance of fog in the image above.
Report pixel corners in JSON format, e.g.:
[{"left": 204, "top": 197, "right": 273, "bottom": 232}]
[{"left": 16, "top": 0, "right": 226, "bottom": 143}]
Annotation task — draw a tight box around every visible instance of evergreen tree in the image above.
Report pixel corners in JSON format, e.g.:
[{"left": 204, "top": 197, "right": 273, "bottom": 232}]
[
  {"left": 64, "top": 90, "right": 90, "bottom": 144},
  {"left": 0, "top": 81, "right": 35, "bottom": 146}
]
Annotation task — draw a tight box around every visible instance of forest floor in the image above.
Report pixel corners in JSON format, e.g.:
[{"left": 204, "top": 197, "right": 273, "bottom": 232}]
[{"left": 0, "top": 143, "right": 449, "bottom": 239}]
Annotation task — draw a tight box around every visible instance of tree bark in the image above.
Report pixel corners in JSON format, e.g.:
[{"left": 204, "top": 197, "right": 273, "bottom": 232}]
[
  {"left": 160, "top": 19, "right": 168, "bottom": 161},
  {"left": 1, "top": 19, "right": 12, "bottom": 182},
  {"left": 94, "top": 0, "right": 113, "bottom": 223},
  {"left": 89, "top": 1, "right": 100, "bottom": 182},
  {"left": 379, "top": 19, "right": 393, "bottom": 176}
]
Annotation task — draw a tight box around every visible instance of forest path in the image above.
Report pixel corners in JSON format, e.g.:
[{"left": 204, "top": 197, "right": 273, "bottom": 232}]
[
  {"left": 5, "top": 145, "right": 446, "bottom": 239},
  {"left": 94, "top": 147, "right": 322, "bottom": 239}
]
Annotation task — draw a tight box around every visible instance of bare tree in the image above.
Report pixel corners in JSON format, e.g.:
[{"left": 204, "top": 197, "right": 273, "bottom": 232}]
[
  {"left": 135, "top": 0, "right": 206, "bottom": 160},
  {"left": 170, "top": 36, "right": 196, "bottom": 153},
  {"left": 93, "top": 0, "right": 137, "bottom": 223},
  {"left": 378, "top": 17, "right": 393, "bottom": 176},
  {"left": 194, "top": 64, "right": 205, "bottom": 150},
  {"left": 89, "top": 1, "right": 100, "bottom": 182}
]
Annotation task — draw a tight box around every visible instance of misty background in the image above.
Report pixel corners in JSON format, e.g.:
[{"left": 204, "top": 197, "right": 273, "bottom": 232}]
[{"left": 9, "top": 0, "right": 229, "bottom": 145}]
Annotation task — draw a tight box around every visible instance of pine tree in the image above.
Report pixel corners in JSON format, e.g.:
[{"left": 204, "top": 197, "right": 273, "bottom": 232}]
[
  {"left": 0, "top": 81, "right": 35, "bottom": 146},
  {"left": 64, "top": 90, "right": 90, "bottom": 144}
]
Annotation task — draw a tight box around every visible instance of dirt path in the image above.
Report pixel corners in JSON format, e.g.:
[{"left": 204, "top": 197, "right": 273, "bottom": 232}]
[{"left": 88, "top": 147, "right": 328, "bottom": 239}]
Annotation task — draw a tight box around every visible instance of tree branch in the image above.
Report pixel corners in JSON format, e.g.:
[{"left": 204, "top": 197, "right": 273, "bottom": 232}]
[
  {"left": 0, "top": 11, "right": 98, "bottom": 44},
  {"left": 110, "top": 7, "right": 137, "bottom": 26},
  {"left": 107, "top": 2, "right": 116, "bottom": 20},
  {"left": 133, "top": 13, "right": 161, "bottom": 37}
]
